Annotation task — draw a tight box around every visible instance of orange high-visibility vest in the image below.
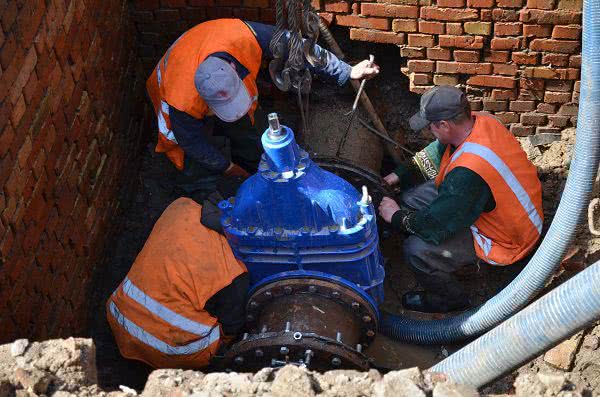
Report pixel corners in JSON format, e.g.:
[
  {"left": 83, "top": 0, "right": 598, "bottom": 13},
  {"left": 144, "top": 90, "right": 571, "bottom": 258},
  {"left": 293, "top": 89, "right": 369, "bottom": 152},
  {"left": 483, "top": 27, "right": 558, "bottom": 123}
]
[
  {"left": 146, "top": 19, "right": 263, "bottom": 170},
  {"left": 435, "top": 113, "right": 544, "bottom": 265},
  {"left": 106, "top": 198, "right": 247, "bottom": 369}
]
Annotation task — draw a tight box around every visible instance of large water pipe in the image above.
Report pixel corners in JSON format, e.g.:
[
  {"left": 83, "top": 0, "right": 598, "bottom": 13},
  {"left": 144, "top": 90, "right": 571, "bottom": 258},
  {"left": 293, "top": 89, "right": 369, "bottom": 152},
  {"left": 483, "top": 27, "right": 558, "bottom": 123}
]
[
  {"left": 430, "top": 259, "right": 600, "bottom": 388},
  {"left": 381, "top": 0, "right": 600, "bottom": 344}
]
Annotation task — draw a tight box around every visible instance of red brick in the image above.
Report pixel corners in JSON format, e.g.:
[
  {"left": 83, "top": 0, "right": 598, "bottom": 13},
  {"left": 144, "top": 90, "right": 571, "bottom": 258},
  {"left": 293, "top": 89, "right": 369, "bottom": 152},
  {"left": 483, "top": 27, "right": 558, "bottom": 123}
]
[
  {"left": 393, "top": 19, "right": 418, "bottom": 32},
  {"left": 510, "top": 123, "right": 536, "bottom": 136},
  {"left": 436, "top": 61, "right": 492, "bottom": 74},
  {"left": 484, "top": 50, "right": 510, "bottom": 63},
  {"left": 420, "top": 7, "right": 478, "bottom": 21},
  {"left": 480, "top": 9, "right": 492, "bottom": 21},
  {"left": 557, "top": 0, "right": 582, "bottom": 11},
  {"left": 407, "top": 59, "right": 435, "bottom": 72},
  {"left": 530, "top": 38, "right": 579, "bottom": 54},
  {"left": 318, "top": 12, "right": 334, "bottom": 25},
  {"left": 520, "top": 112, "right": 548, "bottom": 125},
  {"left": 467, "top": 0, "right": 494, "bottom": 6},
  {"left": 512, "top": 51, "right": 539, "bottom": 65},
  {"left": 325, "top": 0, "right": 350, "bottom": 12},
  {"left": 439, "top": 35, "right": 484, "bottom": 49},
  {"left": 453, "top": 50, "right": 480, "bottom": 62},
  {"left": 520, "top": 9, "right": 582, "bottom": 24},
  {"left": 361, "top": 3, "right": 418, "bottom": 18},
  {"left": 419, "top": 20, "right": 445, "bottom": 34},
  {"left": 523, "top": 66, "right": 579, "bottom": 80},
  {"left": 467, "top": 75, "right": 516, "bottom": 88},
  {"left": 350, "top": 28, "right": 405, "bottom": 44},
  {"left": 408, "top": 33, "right": 435, "bottom": 47},
  {"left": 545, "top": 80, "right": 573, "bottom": 91},
  {"left": 496, "top": 0, "right": 523, "bottom": 7},
  {"left": 494, "top": 63, "right": 518, "bottom": 76},
  {"left": 526, "top": 0, "right": 556, "bottom": 9},
  {"left": 410, "top": 73, "right": 432, "bottom": 85},
  {"left": 445, "top": 23, "right": 463, "bottom": 35},
  {"left": 523, "top": 24, "right": 552, "bottom": 37},
  {"left": 434, "top": 74, "right": 459, "bottom": 85},
  {"left": 491, "top": 37, "right": 522, "bottom": 50},
  {"left": 336, "top": 15, "right": 390, "bottom": 30},
  {"left": 437, "top": 0, "right": 465, "bottom": 6},
  {"left": 401, "top": 46, "right": 426, "bottom": 58},
  {"left": 537, "top": 103, "right": 558, "bottom": 113},
  {"left": 569, "top": 55, "right": 581, "bottom": 68},
  {"left": 541, "top": 53, "right": 569, "bottom": 67},
  {"left": 491, "top": 89, "right": 518, "bottom": 100},
  {"left": 495, "top": 22, "right": 522, "bottom": 36},
  {"left": 483, "top": 99, "right": 508, "bottom": 112},
  {"left": 548, "top": 115, "right": 571, "bottom": 127},
  {"left": 492, "top": 9, "right": 519, "bottom": 21},
  {"left": 427, "top": 47, "right": 452, "bottom": 60},
  {"left": 552, "top": 25, "right": 582, "bottom": 40}
]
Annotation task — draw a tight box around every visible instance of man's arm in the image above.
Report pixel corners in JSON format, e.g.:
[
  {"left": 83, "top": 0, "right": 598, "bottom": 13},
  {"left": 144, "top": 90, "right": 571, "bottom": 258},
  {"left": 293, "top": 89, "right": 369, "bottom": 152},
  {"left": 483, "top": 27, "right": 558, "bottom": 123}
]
[
  {"left": 169, "top": 105, "right": 230, "bottom": 173},
  {"left": 204, "top": 272, "right": 250, "bottom": 336},
  {"left": 386, "top": 140, "right": 447, "bottom": 190},
  {"left": 391, "top": 167, "right": 496, "bottom": 245},
  {"left": 244, "top": 21, "right": 354, "bottom": 86}
]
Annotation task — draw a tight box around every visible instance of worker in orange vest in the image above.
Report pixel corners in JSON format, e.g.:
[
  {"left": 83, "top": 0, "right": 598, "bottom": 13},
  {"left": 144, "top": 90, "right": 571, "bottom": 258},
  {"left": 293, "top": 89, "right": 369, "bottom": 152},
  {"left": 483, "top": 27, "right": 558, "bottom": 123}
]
[
  {"left": 106, "top": 197, "right": 248, "bottom": 369},
  {"left": 147, "top": 18, "right": 379, "bottom": 196},
  {"left": 378, "top": 86, "right": 543, "bottom": 313}
]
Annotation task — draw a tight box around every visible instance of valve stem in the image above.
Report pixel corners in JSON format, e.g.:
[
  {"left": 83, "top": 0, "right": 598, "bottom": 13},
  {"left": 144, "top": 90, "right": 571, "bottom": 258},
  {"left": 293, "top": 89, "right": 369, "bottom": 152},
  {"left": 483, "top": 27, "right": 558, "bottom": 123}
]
[{"left": 268, "top": 113, "right": 284, "bottom": 140}]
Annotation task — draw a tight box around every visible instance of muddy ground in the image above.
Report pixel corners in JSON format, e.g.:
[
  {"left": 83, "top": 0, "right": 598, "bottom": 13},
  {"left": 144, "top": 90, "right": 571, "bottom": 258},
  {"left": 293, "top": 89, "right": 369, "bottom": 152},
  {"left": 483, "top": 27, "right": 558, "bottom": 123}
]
[{"left": 86, "top": 34, "right": 600, "bottom": 394}]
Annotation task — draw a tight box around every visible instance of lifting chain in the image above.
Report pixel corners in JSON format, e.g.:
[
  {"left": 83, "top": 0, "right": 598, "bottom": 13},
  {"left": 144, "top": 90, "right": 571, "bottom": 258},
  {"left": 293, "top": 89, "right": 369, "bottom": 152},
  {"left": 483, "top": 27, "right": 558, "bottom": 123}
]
[{"left": 269, "top": 0, "right": 326, "bottom": 134}]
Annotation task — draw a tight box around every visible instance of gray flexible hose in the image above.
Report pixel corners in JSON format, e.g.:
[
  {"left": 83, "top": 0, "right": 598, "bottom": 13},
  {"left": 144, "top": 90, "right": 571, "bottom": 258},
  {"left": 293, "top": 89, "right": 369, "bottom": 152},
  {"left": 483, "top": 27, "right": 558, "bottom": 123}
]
[
  {"left": 430, "top": 260, "right": 600, "bottom": 388},
  {"left": 381, "top": 0, "right": 600, "bottom": 344}
]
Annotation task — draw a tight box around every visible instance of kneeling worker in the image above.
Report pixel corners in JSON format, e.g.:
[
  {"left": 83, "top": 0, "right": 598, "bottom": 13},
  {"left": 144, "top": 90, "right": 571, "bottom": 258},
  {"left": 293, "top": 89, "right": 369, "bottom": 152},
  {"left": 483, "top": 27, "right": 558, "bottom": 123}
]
[
  {"left": 147, "top": 18, "right": 379, "bottom": 194},
  {"left": 378, "top": 86, "right": 543, "bottom": 313},
  {"left": 107, "top": 198, "right": 247, "bottom": 368}
]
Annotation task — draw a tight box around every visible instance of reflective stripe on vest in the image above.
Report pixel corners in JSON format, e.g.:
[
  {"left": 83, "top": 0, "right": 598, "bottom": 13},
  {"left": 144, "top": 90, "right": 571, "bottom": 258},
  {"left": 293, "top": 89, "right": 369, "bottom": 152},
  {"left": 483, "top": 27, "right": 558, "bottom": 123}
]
[
  {"left": 108, "top": 301, "right": 220, "bottom": 355},
  {"left": 156, "top": 64, "right": 177, "bottom": 144},
  {"left": 122, "top": 277, "right": 213, "bottom": 337},
  {"left": 448, "top": 142, "right": 543, "bottom": 263}
]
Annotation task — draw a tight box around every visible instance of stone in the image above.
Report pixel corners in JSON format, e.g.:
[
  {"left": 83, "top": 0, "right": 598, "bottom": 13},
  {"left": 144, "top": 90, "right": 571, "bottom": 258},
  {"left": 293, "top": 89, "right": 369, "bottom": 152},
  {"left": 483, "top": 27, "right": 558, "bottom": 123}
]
[
  {"left": 14, "top": 367, "right": 53, "bottom": 395},
  {"left": 528, "top": 133, "right": 562, "bottom": 146},
  {"left": 271, "top": 366, "right": 316, "bottom": 397},
  {"left": 582, "top": 335, "right": 600, "bottom": 350},
  {"left": 537, "top": 372, "right": 567, "bottom": 393},
  {"left": 544, "top": 333, "right": 584, "bottom": 370},
  {"left": 375, "top": 370, "right": 426, "bottom": 397},
  {"left": 10, "top": 340, "right": 29, "bottom": 357},
  {"left": 433, "top": 381, "right": 479, "bottom": 397}
]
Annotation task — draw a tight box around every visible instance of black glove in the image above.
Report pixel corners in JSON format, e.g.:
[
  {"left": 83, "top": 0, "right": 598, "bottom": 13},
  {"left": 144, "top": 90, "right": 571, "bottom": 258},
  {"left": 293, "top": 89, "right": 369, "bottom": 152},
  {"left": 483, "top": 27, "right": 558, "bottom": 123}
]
[{"left": 201, "top": 191, "right": 226, "bottom": 235}]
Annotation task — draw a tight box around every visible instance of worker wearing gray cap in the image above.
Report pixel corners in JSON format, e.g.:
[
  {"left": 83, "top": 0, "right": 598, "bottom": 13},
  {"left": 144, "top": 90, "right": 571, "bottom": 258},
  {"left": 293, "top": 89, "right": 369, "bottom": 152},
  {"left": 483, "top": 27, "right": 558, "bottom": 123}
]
[
  {"left": 147, "top": 18, "right": 379, "bottom": 197},
  {"left": 379, "top": 86, "right": 543, "bottom": 313}
]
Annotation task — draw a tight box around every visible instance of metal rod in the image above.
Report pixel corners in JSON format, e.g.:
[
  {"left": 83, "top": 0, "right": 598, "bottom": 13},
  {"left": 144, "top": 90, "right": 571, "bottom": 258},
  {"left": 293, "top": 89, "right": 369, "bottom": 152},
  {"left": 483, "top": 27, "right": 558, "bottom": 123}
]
[
  {"left": 357, "top": 117, "right": 415, "bottom": 156},
  {"left": 318, "top": 17, "right": 404, "bottom": 164}
]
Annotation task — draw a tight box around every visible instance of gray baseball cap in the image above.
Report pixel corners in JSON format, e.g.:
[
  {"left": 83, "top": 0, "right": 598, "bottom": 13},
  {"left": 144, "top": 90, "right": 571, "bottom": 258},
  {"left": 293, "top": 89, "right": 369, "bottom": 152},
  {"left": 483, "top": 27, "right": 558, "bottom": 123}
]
[
  {"left": 194, "top": 56, "right": 252, "bottom": 122},
  {"left": 409, "top": 85, "right": 470, "bottom": 131}
]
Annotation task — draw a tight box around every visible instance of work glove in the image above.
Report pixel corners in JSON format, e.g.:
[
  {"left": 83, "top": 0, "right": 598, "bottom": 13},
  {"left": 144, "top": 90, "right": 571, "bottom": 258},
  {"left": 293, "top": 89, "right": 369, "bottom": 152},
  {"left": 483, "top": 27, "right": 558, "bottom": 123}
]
[
  {"left": 223, "top": 162, "right": 250, "bottom": 178},
  {"left": 201, "top": 191, "right": 226, "bottom": 235}
]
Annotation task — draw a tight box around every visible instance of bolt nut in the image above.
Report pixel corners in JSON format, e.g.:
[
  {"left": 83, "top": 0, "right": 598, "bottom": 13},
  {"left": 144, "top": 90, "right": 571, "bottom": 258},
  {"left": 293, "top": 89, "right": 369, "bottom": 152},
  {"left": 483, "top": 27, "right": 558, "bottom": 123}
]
[
  {"left": 284, "top": 286, "right": 293, "bottom": 295},
  {"left": 331, "top": 291, "right": 340, "bottom": 298},
  {"left": 246, "top": 314, "right": 255, "bottom": 322},
  {"left": 362, "top": 315, "right": 372, "bottom": 323},
  {"left": 234, "top": 356, "right": 244, "bottom": 365},
  {"left": 351, "top": 302, "right": 360, "bottom": 310},
  {"left": 255, "top": 349, "right": 264, "bottom": 357},
  {"left": 249, "top": 300, "right": 258, "bottom": 309},
  {"left": 280, "top": 346, "right": 289, "bottom": 355},
  {"left": 331, "top": 357, "right": 342, "bottom": 366},
  {"left": 264, "top": 291, "right": 273, "bottom": 298},
  {"left": 366, "top": 329, "right": 375, "bottom": 337},
  {"left": 308, "top": 285, "right": 317, "bottom": 293}
]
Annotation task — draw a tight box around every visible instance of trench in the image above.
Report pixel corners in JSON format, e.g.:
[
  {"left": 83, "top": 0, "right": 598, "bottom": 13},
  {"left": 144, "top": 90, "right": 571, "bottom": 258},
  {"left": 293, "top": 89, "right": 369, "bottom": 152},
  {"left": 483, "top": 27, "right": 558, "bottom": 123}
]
[{"left": 84, "top": 27, "right": 532, "bottom": 390}]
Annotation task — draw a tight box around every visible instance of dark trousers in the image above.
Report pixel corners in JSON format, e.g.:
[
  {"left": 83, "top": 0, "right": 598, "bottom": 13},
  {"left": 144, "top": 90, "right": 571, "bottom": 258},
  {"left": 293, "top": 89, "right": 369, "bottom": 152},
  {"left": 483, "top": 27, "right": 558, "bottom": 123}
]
[
  {"left": 400, "top": 180, "right": 478, "bottom": 308},
  {"left": 176, "top": 107, "right": 269, "bottom": 195}
]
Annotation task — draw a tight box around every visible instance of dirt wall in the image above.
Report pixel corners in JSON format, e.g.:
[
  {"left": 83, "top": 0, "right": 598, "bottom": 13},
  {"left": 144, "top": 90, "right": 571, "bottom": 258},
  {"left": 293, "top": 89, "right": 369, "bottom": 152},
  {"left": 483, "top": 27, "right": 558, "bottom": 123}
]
[{"left": 0, "top": 0, "right": 147, "bottom": 343}]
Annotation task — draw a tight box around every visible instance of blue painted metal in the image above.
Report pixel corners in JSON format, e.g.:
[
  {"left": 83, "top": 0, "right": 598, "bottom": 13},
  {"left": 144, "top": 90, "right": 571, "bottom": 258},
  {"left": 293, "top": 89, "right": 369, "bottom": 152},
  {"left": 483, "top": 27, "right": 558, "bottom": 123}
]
[{"left": 220, "top": 120, "right": 385, "bottom": 307}]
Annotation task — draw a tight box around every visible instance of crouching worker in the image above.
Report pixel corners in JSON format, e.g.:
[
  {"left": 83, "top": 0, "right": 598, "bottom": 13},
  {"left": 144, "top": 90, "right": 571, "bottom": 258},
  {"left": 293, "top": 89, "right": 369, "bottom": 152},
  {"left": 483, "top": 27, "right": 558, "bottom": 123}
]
[
  {"left": 378, "top": 86, "right": 543, "bottom": 313},
  {"left": 106, "top": 197, "right": 247, "bottom": 369}
]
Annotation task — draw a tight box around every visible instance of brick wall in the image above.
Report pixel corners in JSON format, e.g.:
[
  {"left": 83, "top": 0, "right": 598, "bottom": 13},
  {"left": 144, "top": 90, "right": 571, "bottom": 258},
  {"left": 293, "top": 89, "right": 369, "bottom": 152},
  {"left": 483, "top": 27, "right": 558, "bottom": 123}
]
[
  {"left": 131, "top": 0, "right": 582, "bottom": 135},
  {"left": 319, "top": 0, "right": 582, "bottom": 135},
  {"left": 0, "top": 0, "right": 146, "bottom": 343}
]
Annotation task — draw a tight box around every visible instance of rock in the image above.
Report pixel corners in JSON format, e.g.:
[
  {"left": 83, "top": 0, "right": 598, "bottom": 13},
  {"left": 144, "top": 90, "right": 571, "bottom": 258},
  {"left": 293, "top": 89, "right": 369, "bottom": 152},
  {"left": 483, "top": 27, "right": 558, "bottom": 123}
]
[
  {"left": 271, "top": 365, "right": 316, "bottom": 397},
  {"left": 514, "top": 373, "right": 547, "bottom": 397},
  {"left": 10, "top": 340, "right": 29, "bottom": 357},
  {"left": 582, "top": 335, "right": 600, "bottom": 351},
  {"left": 14, "top": 367, "right": 53, "bottom": 395},
  {"left": 537, "top": 373, "right": 566, "bottom": 393},
  {"left": 528, "top": 133, "right": 562, "bottom": 147},
  {"left": 375, "top": 370, "right": 426, "bottom": 397},
  {"left": 200, "top": 372, "right": 256, "bottom": 395},
  {"left": 119, "top": 385, "right": 138, "bottom": 395},
  {"left": 432, "top": 382, "right": 479, "bottom": 397},
  {"left": 544, "top": 333, "right": 584, "bottom": 371}
]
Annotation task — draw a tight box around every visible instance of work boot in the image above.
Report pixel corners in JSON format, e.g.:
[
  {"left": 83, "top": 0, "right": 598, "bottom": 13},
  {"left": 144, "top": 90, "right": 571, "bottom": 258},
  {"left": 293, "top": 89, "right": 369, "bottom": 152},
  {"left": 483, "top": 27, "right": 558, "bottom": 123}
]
[{"left": 401, "top": 290, "right": 471, "bottom": 313}]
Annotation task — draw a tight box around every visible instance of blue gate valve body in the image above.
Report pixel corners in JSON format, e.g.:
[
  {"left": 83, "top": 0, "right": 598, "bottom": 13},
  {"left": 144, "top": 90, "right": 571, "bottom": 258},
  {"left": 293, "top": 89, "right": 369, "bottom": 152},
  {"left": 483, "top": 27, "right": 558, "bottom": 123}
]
[{"left": 220, "top": 114, "right": 385, "bottom": 312}]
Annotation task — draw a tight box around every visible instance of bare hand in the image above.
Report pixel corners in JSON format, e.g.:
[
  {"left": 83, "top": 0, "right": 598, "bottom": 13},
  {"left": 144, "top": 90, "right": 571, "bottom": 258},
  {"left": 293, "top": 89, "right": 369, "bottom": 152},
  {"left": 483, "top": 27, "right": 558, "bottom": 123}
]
[
  {"left": 350, "top": 59, "right": 380, "bottom": 80},
  {"left": 383, "top": 172, "right": 400, "bottom": 187},
  {"left": 378, "top": 197, "right": 400, "bottom": 223}
]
